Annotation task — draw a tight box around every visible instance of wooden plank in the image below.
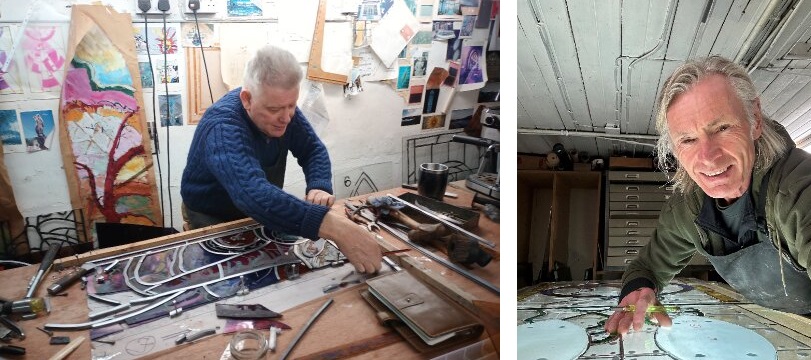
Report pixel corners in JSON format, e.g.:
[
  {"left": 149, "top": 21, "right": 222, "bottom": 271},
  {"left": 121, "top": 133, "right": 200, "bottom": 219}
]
[
  {"left": 54, "top": 217, "right": 256, "bottom": 268},
  {"left": 307, "top": 0, "right": 348, "bottom": 84},
  {"left": 518, "top": 1, "right": 568, "bottom": 130},
  {"left": 760, "top": 73, "right": 797, "bottom": 115},
  {"left": 691, "top": 0, "right": 734, "bottom": 57},
  {"left": 568, "top": 0, "right": 622, "bottom": 129},
  {"left": 664, "top": 0, "right": 705, "bottom": 60},
  {"left": 710, "top": 0, "right": 773, "bottom": 59}
]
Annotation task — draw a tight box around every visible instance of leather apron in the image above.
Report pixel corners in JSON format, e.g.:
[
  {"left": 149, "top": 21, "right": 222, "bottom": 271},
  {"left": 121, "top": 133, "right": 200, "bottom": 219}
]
[
  {"left": 703, "top": 172, "right": 811, "bottom": 314},
  {"left": 183, "top": 136, "right": 289, "bottom": 230}
]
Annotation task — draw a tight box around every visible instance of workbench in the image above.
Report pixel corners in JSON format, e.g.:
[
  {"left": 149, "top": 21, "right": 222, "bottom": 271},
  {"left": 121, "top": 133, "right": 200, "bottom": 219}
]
[
  {"left": 519, "top": 279, "right": 811, "bottom": 359},
  {"left": 0, "top": 184, "right": 500, "bottom": 359}
]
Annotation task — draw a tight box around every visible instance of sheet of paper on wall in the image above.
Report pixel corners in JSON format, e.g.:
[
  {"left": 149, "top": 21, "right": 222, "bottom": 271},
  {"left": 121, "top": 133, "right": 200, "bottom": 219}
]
[
  {"left": 333, "top": 162, "right": 394, "bottom": 199},
  {"left": 0, "top": 109, "right": 26, "bottom": 153},
  {"left": 180, "top": 23, "right": 219, "bottom": 48},
  {"left": 370, "top": 0, "right": 419, "bottom": 68},
  {"left": 320, "top": 22, "right": 353, "bottom": 77},
  {"left": 278, "top": 0, "right": 318, "bottom": 62},
  {"left": 298, "top": 79, "right": 330, "bottom": 135},
  {"left": 356, "top": 47, "right": 397, "bottom": 81},
  {"left": 326, "top": 0, "right": 363, "bottom": 20},
  {"left": 218, "top": 23, "right": 271, "bottom": 89}
]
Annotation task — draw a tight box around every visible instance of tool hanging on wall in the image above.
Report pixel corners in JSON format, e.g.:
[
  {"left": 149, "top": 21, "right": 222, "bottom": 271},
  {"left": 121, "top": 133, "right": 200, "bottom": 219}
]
[{"left": 307, "top": 0, "right": 348, "bottom": 84}]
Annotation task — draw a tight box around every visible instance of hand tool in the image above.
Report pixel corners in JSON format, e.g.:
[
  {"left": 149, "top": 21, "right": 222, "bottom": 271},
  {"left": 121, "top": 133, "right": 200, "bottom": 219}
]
[
  {"left": 215, "top": 303, "right": 281, "bottom": 319},
  {"left": 0, "top": 344, "right": 25, "bottom": 355},
  {"left": 36, "top": 326, "right": 53, "bottom": 337},
  {"left": 387, "top": 194, "right": 496, "bottom": 249},
  {"left": 48, "top": 262, "right": 95, "bottom": 295},
  {"left": 1, "top": 297, "right": 47, "bottom": 315},
  {"left": 344, "top": 207, "right": 381, "bottom": 233},
  {"left": 26, "top": 243, "right": 62, "bottom": 298},
  {"left": 346, "top": 202, "right": 498, "bottom": 294},
  {"left": 0, "top": 315, "right": 24, "bottom": 339},
  {"left": 279, "top": 298, "right": 333, "bottom": 360}
]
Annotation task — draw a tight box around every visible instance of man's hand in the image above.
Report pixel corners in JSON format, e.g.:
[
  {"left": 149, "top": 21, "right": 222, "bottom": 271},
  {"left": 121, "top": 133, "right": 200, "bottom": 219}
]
[
  {"left": 318, "top": 212, "right": 382, "bottom": 274},
  {"left": 604, "top": 287, "right": 672, "bottom": 335},
  {"left": 306, "top": 189, "right": 335, "bottom": 207}
]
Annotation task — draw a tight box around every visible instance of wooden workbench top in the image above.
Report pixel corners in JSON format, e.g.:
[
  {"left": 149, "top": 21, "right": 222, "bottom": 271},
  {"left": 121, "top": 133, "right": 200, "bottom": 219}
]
[{"left": 0, "top": 184, "right": 500, "bottom": 359}]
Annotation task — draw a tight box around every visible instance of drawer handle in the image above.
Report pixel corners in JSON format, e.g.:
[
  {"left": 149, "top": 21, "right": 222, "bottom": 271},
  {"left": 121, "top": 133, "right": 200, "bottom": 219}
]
[
  {"left": 627, "top": 230, "right": 639, "bottom": 235},
  {"left": 625, "top": 186, "right": 639, "bottom": 191},
  {"left": 626, "top": 195, "right": 639, "bottom": 200},
  {"left": 625, "top": 249, "right": 639, "bottom": 255},
  {"left": 626, "top": 239, "right": 639, "bottom": 245},
  {"left": 626, "top": 221, "right": 639, "bottom": 226},
  {"left": 624, "top": 174, "right": 640, "bottom": 179},
  {"left": 625, "top": 204, "right": 639, "bottom": 209},
  {"left": 624, "top": 259, "right": 634, "bottom": 264}
]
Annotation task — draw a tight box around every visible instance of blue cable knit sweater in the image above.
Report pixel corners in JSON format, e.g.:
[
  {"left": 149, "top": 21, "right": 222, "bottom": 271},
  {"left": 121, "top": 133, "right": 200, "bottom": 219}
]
[{"left": 181, "top": 88, "right": 333, "bottom": 239}]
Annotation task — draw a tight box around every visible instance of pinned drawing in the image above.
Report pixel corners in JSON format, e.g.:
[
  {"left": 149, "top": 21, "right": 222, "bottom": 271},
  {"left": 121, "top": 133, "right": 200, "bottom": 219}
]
[
  {"left": 20, "top": 110, "right": 55, "bottom": 152},
  {"left": 60, "top": 5, "right": 162, "bottom": 239},
  {"left": 156, "top": 59, "right": 179, "bottom": 84},
  {"left": 0, "top": 26, "right": 23, "bottom": 95},
  {"left": 22, "top": 25, "right": 66, "bottom": 92},
  {"left": 133, "top": 26, "right": 178, "bottom": 56}
]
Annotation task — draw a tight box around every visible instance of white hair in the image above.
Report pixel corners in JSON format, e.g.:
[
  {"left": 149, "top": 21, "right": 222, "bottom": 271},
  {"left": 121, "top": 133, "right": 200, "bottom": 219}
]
[{"left": 242, "top": 45, "right": 302, "bottom": 94}]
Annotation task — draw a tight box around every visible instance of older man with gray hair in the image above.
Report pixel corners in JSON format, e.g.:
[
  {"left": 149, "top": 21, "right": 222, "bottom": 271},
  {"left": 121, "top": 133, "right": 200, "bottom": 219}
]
[
  {"left": 181, "top": 45, "right": 381, "bottom": 273},
  {"left": 605, "top": 55, "right": 811, "bottom": 335}
]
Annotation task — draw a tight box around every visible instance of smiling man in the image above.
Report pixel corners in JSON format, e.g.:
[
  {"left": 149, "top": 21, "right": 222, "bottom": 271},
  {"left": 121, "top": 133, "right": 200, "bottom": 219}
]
[
  {"left": 181, "top": 45, "right": 381, "bottom": 274},
  {"left": 605, "top": 56, "right": 811, "bottom": 335}
]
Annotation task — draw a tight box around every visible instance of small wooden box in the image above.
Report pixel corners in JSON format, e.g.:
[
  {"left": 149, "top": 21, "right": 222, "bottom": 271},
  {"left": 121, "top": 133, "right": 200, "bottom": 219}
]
[{"left": 518, "top": 154, "right": 545, "bottom": 170}]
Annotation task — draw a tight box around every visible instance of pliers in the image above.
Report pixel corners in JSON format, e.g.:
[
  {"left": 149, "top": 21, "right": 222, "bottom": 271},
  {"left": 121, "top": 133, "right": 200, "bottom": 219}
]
[{"left": 344, "top": 204, "right": 381, "bottom": 233}]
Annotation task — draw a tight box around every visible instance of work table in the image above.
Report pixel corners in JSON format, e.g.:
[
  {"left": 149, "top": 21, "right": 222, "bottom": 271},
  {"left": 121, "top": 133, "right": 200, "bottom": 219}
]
[{"left": 0, "top": 185, "right": 500, "bottom": 359}]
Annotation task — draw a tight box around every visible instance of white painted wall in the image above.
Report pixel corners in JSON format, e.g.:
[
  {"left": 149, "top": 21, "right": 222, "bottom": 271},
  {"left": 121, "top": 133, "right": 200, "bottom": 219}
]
[{"left": 1, "top": 0, "right": 494, "bottom": 230}]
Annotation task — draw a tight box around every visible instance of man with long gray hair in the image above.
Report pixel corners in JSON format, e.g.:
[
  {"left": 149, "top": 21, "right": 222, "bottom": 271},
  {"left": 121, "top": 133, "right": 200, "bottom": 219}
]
[
  {"left": 605, "top": 55, "right": 811, "bottom": 335},
  {"left": 181, "top": 45, "right": 381, "bottom": 273}
]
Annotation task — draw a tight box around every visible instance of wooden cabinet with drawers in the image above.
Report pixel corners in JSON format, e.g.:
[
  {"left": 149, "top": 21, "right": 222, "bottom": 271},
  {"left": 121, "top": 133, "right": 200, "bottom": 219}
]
[{"left": 604, "top": 170, "right": 710, "bottom": 270}]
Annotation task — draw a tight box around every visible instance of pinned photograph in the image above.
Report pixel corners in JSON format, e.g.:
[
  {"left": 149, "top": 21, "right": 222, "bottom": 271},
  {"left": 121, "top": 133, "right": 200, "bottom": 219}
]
[
  {"left": 449, "top": 108, "right": 474, "bottom": 129},
  {"left": 432, "top": 21, "right": 456, "bottom": 40},
  {"left": 157, "top": 60, "right": 179, "bottom": 84},
  {"left": 139, "top": 62, "right": 154, "bottom": 89},
  {"left": 158, "top": 94, "right": 183, "bottom": 127},
  {"left": 20, "top": 110, "right": 54, "bottom": 152},
  {"left": 422, "top": 114, "right": 446, "bottom": 130},
  {"left": 459, "top": 45, "right": 484, "bottom": 84},
  {"left": 409, "top": 84, "right": 424, "bottom": 104},
  {"left": 397, "top": 65, "right": 412, "bottom": 90},
  {"left": 0, "top": 109, "right": 22, "bottom": 152}
]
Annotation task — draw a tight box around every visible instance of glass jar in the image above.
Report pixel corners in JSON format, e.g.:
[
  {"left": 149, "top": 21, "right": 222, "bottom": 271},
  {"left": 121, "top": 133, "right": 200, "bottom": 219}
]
[{"left": 229, "top": 329, "right": 268, "bottom": 360}]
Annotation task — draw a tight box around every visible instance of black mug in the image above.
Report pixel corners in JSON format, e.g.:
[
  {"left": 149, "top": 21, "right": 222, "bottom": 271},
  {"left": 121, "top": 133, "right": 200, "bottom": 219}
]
[{"left": 417, "top": 163, "right": 449, "bottom": 201}]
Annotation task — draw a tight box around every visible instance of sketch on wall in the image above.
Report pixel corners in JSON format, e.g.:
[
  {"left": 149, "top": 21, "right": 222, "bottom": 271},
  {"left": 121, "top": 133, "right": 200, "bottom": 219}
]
[
  {"left": 60, "top": 6, "right": 162, "bottom": 241},
  {"left": 333, "top": 162, "right": 393, "bottom": 199},
  {"left": 0, "top": 26, "right": 23, "bottom": 95},
  {"left": 20, "top": 110, "right": 55, "bottom": 152},
  {"left": 22, "top": 25, "right": 66, "bottom": 93}
]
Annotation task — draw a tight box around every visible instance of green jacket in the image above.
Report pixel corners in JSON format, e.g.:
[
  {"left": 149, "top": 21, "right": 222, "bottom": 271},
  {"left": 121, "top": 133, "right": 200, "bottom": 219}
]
[{"left": 621, "top": 143, "right": 811, "bottom": 298}]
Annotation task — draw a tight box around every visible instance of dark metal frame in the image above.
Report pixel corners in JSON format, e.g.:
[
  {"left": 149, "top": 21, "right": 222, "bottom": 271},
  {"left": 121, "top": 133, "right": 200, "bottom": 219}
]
[
  {"left": 402, "top": 129, "right": 485, "bottom": 184},
  {"left": 1, "top": 209, "right": 89, "bottom": 262}
]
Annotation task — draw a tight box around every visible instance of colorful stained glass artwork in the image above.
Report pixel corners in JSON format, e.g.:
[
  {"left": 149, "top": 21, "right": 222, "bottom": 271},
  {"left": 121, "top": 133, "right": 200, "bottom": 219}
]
[
  {"left": 61, "top": 6, "right": 161, "bottom": 240},
  {"left": 22, "top": 25, "right": 66, "bottom": 92}
]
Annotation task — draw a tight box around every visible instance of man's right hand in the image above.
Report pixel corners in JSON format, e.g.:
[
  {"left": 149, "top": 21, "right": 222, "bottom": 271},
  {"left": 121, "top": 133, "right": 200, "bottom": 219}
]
[
  {"left": 318, "top": 211, "right": 382, "bottom": 274},
  {"left": 604, "top": 287, "right": 672, "bottom": 335}
]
